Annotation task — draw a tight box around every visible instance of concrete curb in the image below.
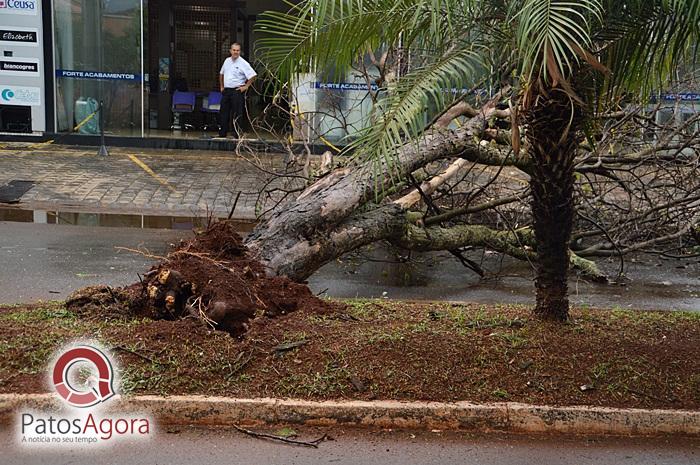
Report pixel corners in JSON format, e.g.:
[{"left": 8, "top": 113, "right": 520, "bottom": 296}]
[{"left": 1, "top": 394, "right": 698, "bottom": 437}]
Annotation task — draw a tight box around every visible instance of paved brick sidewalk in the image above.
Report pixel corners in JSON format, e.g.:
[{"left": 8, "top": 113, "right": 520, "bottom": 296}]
[{"left": 0, "top": 143, "right": 289, "bottom": 220}]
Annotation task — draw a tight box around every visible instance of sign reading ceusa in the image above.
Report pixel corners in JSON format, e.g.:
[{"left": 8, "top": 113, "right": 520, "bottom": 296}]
[{"left": 0, "top": 0, "right": 38, "bottom": 15}]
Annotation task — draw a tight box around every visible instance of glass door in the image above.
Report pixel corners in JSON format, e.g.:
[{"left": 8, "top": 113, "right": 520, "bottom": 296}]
[{"left": 53, "top": 0, "right": 144, "bottom": 137}]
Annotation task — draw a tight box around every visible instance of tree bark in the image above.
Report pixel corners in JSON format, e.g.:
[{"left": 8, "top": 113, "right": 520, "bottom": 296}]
[
  {"left": 524, "top": 88, "right": 582, "bottom": 321},
  {"left": 395, "top": 223, "right": 605, "bottom": 281},
  {"left": 261, "top": 203, "right": 406, "bottom": 281},
  {"left": 242, "top": 85, "right": 620, "bottom": 313},
  {"left": 245, "top": 98, "right": 518, "bottom": 278}
]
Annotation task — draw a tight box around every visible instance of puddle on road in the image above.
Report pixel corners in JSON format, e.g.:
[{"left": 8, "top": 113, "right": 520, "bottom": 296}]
[
  {"left": 0, "top": 207, "right": 256, "bottom": 232},
  {"left": 311, "top": 249, "right": 700, "bottom": 311}
]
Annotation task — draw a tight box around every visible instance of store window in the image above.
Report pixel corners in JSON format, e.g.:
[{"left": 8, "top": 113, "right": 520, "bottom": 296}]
[
  {"left": 681, "top": 110, "right": 700, "bottom": 135},
  {"left": 53, "top": 0, "right": 144, "bottom": 136}
]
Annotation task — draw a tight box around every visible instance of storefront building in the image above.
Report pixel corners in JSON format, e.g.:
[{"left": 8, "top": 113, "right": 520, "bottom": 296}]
[
  {"left": 0, "top": 0, "right": 377, "bottom": 146},
  {"left": 0, "top": 0, "right": 48, "bottom": 134},
  {"left": 51, "top": 0, "right": 265, "bottom": 139},
  {"left": 1, "top": 1, "right": 697, "bottom": 147},
  {"left": 1, "top": 0, "right": 280, "bottom": 140}
]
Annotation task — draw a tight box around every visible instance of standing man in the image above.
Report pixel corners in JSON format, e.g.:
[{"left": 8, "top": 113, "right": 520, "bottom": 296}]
[{"left": 217, "top": 42, "right": 256, "bottom": 139}]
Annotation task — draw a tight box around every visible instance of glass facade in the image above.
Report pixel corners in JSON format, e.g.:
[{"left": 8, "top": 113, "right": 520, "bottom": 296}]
[
  {"left": 53, "top": 0, "right": 144, "bottom": 136},
  {"left": 47, "top": 0, "right": 294, "bottom": 140}
]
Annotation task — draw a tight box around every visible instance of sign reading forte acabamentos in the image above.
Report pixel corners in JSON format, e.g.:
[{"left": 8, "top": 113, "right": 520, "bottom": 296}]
[{"left": 17, "top": 343, "right": 152, "bottom": 448}]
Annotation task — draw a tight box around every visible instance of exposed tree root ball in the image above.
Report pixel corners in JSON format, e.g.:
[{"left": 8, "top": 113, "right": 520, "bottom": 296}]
[{"left": 66, "top": 221, "right": 337, "bottom": 336}]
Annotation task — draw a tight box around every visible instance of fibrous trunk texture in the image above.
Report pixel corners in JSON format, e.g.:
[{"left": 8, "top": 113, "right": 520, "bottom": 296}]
[{"left": 524, "top": 88, "right": 582, "bottom": 321}]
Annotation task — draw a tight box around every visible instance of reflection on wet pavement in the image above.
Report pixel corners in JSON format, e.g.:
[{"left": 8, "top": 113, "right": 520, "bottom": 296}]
[
  {"left": 309, "top": 248, "right": 700, "bottom": 312},
  {"left": 0, "top": 218, "right": 697, "bottom": 311}
]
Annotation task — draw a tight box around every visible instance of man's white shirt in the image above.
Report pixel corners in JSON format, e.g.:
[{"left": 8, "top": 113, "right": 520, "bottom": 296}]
[{"left": 219, "top": 57, "right": 256, "bottom": 88}]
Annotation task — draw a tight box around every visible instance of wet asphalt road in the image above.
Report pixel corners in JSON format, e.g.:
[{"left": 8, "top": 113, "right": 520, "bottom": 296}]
[
  {"left": 2, "top": 426, "right": 699, "bottom": 465},
  {"left": 0, "top": 222, "right": 187, "bottom": 303},
  {"left": 0, "top": 221, "right": 698, "bottom": 310}
]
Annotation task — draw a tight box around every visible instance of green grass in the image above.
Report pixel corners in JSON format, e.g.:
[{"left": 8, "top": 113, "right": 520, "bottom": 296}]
[
  {"left": 0, "top": 305, "right": 75, "bottom": 323},
  {"left": 345, "top": 299, "right": 393, "bottom": 321},
  {"left": 441, "top": 304, "right": 526, "bottom": 334},
  {"left": 0, "top": 298, "right": 698, "bottom": 410},
  {"left": 590, "top": 362, "right": 610, "bottom": 381},
  {"left": 277, "top": 366, "right": 351, "bottom": 397},
  {"left": 281, "top": 331, "right": 309, "bottom": 343}
]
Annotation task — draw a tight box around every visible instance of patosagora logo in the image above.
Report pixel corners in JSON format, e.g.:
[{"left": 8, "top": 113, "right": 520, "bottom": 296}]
[
  {"left": 18, "top": 342, "right": 152, "bottom": 447},
  {"left": 52, "top": 345, "right": 116, "bottom": 408}
]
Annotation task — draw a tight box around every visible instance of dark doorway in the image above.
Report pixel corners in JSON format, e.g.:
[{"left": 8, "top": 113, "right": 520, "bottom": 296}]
[
  {"left": 0, "top": 105, "right": 32, "bottom": 133},
  {"left": 172, "top": 4, "right": 232, "bottom": 93},
  {"left": 146, "top": 0, "right": 258, "bottom": 135}
]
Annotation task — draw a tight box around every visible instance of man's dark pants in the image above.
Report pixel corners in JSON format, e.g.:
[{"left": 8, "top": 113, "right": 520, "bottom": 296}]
[{"left": 219, "top": 88, "right": 245, "bottom": 138}]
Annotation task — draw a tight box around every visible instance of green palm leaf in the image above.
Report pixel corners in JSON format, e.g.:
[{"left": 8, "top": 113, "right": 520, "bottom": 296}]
[
  {"left": 349, "top": 46, "right": 482, "bottom": 172},
  {"left": 256, "top": 0, "right": 477, "bottom": 81},
  {"left": 596, "top": 0, "right": 700, "bottom": 96},
  {"left": 514, "top": 0, "right": 602, "bottom": 83}
]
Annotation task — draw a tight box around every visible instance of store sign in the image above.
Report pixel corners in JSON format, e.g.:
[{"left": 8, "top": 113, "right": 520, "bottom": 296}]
[
  {"left": 0, "top": 0, "right": 39, "bottom": 15},
  {"left": 314, "top": 82, "right": 490, "bottom": 96},
  {"left": 314, "top": 82, "right": 379, "bottom": 92},
  {"left": 0, "top": 59, "right": 39, "bottom": 73},
  {"left": 0, "top": 28, "right": 38, "bottom": 45},
  {"left": 661, "top": 93, "right": 700, "bottom": 102},
  {"left": 0, "top": 86, "right": 41, "bottom": 106},
  {"left": 56, "top": 69, "right": 141, "bottom": 82}
]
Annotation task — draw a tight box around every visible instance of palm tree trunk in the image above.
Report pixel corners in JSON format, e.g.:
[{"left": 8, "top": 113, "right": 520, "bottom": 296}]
[{"left": 525, "top": 89, "right": 582, "bottom": 321}]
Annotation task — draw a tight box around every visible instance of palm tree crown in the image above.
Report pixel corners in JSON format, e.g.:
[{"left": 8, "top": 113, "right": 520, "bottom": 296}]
[{"left": 256, "top": 0, "right": 700, "bottom": 319}]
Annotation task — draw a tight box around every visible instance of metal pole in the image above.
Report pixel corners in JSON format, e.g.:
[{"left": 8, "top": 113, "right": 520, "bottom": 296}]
[
  {"left": 140, "top": 0, "right": 145, "bottom": 137},
  {"left": 97, "top": 100, "right": 109, "bottom": 157}
]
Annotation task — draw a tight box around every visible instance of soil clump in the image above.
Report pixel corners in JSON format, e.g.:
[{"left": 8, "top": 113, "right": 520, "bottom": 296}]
[{"left": 65, "top": 221, "right": 336, "bottom": 336}]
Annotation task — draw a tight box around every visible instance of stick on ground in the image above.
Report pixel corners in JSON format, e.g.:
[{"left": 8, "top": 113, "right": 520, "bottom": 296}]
[{"left": 232, "top": 425, "right": 328, "bottom": 448}]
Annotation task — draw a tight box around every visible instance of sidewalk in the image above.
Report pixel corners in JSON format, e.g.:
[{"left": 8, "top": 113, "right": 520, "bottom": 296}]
[{"left": 0, "top": 143, "right": 290, "bottom": 220}]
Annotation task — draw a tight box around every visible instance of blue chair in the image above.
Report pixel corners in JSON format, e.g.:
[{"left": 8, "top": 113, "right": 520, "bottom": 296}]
[
  {"left": 201, "top": 91, "right": 223, "bottom": 132},
  {"left": 170, "top": 91, "right": 196, "bottom": 130}
]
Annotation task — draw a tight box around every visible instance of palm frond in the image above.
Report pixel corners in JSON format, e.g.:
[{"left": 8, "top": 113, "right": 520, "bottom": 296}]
[
  {"left": 256, "top": 0, "right": 477, "bottom": 81},
  {"left": 514, "top": 0, "right": 603, "bottom": 84},
  {"left": 348, "top": 46, "right": 482, "bottom": 171},
  {"left": 596, "top": 0, "right": 700, "bottom": 96}
]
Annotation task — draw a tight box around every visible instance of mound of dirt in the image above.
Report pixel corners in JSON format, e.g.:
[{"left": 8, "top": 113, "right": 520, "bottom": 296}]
[
  {"left": 66, "top": 285, "right": 147, "bottom": 320},
  {"left": 66, "top": 221, "right": 336, "bottom": 336}
]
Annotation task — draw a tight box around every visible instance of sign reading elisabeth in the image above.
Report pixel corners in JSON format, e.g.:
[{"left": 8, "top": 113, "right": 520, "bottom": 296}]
[
  {"left": 0, "top": 28, "right": 38, "bottom": 45},
  {"left": 17, "top": 342, "right": 153, "bottom": 448}
]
